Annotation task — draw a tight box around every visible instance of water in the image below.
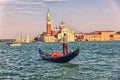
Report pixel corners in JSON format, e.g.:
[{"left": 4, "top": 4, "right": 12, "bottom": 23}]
[{"left": 0, "top": 41, "right": 120, "bottom": 80}]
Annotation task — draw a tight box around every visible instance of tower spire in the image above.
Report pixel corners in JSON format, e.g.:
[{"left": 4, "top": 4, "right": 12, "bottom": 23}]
[
  {"left": 48, "top": 9, "right": 49, "bottom": 12},
  {"left": 47, "top": 9, "right": 51, "bottom": 23}
]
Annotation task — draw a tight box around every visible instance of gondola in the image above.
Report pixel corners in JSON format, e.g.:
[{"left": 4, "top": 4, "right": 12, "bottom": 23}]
[{"left": 39, "top": 46, "right": 80, "bottom": 63}]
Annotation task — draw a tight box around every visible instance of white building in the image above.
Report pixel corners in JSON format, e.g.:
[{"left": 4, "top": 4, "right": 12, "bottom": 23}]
[
  {"left": 57, "top": 22, "right": 75, "bottom": 42},
  {"left": 25, "top": 35, "right": 31, "bottom": 43}
]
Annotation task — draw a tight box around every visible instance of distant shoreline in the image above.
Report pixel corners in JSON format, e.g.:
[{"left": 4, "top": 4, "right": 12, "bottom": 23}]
[
  {"left": 0, "top": 39, "right": 119, "bottom": 43},
  {"left": 0, "top": 39, "right": 15, "bottom": 43}
]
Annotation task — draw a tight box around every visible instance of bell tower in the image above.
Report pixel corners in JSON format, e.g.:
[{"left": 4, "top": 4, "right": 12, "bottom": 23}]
[{"left": 46, "top": 10, "right": 51, "bottom": 35}]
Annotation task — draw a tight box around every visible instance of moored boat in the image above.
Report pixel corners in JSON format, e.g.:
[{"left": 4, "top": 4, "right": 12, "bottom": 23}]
[
  {"left": 39, "top": 46, "right": 80, "bottom": 63},
  {"left": 7, "top": 34, "right": 22, "bottom": 46},
  {"left": 9, "top": 42, "right": 21, "bottom": 46}
]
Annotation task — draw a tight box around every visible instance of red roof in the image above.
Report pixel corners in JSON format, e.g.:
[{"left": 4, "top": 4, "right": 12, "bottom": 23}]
[
  {"left": 93, "top": 31, "right": 115, "bottom": 33},
  {"left": 84, "top": 33, "right": 101, "bottom": 35},
  {"left": 111, "top": 34, "right": 120, "bottom": 36}
]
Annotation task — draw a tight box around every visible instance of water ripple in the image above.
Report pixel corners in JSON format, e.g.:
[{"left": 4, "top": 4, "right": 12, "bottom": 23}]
[{"left": 0, "top": 41, "right": 120, "bottom": 80}]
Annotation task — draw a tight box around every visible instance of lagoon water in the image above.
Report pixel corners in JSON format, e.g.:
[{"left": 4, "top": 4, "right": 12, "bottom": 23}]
[{"left": 0, "top": 41, "right": 120, "bottom": 80}]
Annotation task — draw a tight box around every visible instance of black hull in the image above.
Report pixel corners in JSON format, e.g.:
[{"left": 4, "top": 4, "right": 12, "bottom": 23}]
[{"left": 39, "top": 47, "right": 80, "bottom": 63}]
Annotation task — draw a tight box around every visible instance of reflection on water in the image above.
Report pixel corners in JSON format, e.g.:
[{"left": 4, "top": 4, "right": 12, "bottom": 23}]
[{"left": 63, "top": 63, "right": 79, "bottom": 68}]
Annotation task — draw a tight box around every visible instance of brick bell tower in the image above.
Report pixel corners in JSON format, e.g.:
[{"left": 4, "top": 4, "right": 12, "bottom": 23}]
[{"left": 46, "top": 10, "right": 51, "bottom": 35}]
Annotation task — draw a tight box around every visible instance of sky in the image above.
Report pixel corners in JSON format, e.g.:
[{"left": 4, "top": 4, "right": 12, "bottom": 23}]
[{"left": 0, "top": 0, "right": 120, "bottom": 39}]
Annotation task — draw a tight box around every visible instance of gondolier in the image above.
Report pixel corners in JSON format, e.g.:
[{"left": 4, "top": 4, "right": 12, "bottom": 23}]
[{"left": 59, "top": 33, "right": 68, "bottom": 55}]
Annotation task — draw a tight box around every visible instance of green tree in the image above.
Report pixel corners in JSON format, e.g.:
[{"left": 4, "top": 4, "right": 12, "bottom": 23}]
[{"left": 42, "top": 32, "right": 47, "bottom": 35}]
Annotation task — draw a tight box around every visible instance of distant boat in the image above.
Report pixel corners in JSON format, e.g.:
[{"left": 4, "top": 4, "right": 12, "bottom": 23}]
[
  {"left": 8, "top": 34, "right": 22, "bottom": 46},
  {"left": 9, "top": 42, "right": 21, "bottom": 46},
  {"left": 39, "top": 46, "right": 80, "bottom": 63}
]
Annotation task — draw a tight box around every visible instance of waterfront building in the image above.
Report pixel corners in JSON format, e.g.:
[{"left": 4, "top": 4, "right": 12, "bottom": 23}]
[
  {"left": 82, "top": 31, "right": 116, "bottom": 41},
  {"left": 111, "top": 34, "right": 120, "bottom": 40},
  {"left": 16, "top": 34, "right": 31, "bottom": 43},
  {"left": 16, "top": 34, "right": 22, "bottom": 42},
  {"left": 8, "top": 33, "right": 31, "bottom": 43},
  {"left": 34, "top": 34, "right": 43, "bottom": 42},
  {"left": 25, "top": 35, "right": 30, "bottom": 43},
  {"left": 51, "top": 28, "right": 59, "bottom": 36},
  {"left": 57, "top": 22, "right": 75, "bottom": 42},
  {"left": 97, "top": 31, "right": 116, "bottom": 41},
  {"left": 83, "top": 33, "right": 101, "bottom": 41},
  {"left": 117, "top": 31, "right": 120, "bottom": 34},
  {"left": 75, "top": 33, "right": 84, "bottom": 41},
  {"left": 43, "top": 35, "right": 55, "bottom": 42}
]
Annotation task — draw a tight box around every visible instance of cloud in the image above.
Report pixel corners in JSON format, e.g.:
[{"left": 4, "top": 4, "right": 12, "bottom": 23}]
[
  {"left": 13, "top": 0, "right": 47, "bottom": 7},
  {"left": 104, "top": 9, "right": 111, "bottom": 13},
  {"left": 0, "top": 0, "right": 15, "bottom": 18},
  {"left": 2, "top": 0, "right": 46, "bottom": 15},
  {"left": 2, "top": 0, "right": 71, "bottom": 16},
  {"left": 22, "top": 10, "right": 43, "bottom": 14},
  {"left": 42, "top": 0, "right": 70, "bottom": 2},
  {"left": 1, "top": 0, "right": 46, "bottom": 7},
  {"left": 14, "top": 1, "right": 43, "bottom": 5},
  {"left": 0, "top": 0, "right": 15, "bottom": 4}
]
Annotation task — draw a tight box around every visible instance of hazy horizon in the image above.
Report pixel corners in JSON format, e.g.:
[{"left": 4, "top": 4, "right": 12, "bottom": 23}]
[{"left": 0, "top": 0, "right": 120, "bottom": 39}]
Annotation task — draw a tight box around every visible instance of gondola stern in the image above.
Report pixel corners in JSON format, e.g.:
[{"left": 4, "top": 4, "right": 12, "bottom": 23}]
[{"left": 39, "top": 48, "right": 44, "bottom": 55}]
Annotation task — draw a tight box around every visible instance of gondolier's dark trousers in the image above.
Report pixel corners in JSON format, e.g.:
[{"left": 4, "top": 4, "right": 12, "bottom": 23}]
[{"left": 63, "top": 43, "right": 68, "bottom": 55}]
